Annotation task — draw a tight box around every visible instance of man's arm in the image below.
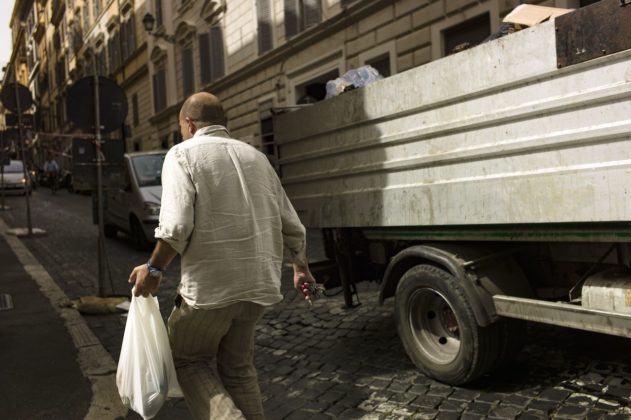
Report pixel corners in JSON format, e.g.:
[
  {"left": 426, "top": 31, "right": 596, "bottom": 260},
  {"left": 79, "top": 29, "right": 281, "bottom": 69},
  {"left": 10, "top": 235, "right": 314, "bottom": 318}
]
[
  {"left": 128, "top": 239, "right": 178, "bottom": 297},
  {"left": 127, "top": 148, "right": 195, "bottom": 297}
]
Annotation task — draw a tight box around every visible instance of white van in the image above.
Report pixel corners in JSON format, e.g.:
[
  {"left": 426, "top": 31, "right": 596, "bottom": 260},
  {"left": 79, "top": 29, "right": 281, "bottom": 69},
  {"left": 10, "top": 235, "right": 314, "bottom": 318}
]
[
  {"left": 104, "top": 151, "right": 165, "bottom": 249},
  {"left": 1, "top": 160, "right": 32, "bottom": 195}
]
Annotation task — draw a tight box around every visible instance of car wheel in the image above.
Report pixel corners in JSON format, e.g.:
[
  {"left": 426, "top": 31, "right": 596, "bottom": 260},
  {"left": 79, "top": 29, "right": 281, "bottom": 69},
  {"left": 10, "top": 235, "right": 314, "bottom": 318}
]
[
  {"left": 395, "top": 264, "right": 502, "bottom": 385},
  {"left": 130, "top": 216, "right": 151, "bottom": 250}
]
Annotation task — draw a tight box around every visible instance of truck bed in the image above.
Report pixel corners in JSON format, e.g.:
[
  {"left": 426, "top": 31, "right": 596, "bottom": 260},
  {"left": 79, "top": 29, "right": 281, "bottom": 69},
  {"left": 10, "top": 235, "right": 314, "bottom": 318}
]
[{"left": 274, "top": 18, "right": 631, "bottom": 235}]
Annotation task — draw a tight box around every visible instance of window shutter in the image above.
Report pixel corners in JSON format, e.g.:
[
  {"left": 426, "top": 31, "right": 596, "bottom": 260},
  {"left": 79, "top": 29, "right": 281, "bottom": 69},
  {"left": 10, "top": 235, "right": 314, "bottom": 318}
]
[
  {"left": 153, "top": 68, "right": 166, "bottom": 112},
  {"left": 340, "top": 0, "right": 352, "bottom": 7},
  {"left": 127, "top": 15, "right": 136, "bottom": 57},
  {"left": 199, "top": 33, "right": 210, "bottom": 84},
  {"left": 303, "top": 0, "right": 321, "bottom": 28},
  {"left": 284, "top": 0, "right": 299, "bottom": 39},
  {"left": 210, "top": 26, "right": 225, "bottom": 80},
  {"left": 113, "top": 31, "right": 121, "bottom": 70},
  {"left": 257, "top": 0, "right": 273, "bottom": 54},
  {"left": 120, "top": 20, "right": 128, "bottom": 60},
  {"left": 182, "top": 46, "right": 194, "bottom": 96}
]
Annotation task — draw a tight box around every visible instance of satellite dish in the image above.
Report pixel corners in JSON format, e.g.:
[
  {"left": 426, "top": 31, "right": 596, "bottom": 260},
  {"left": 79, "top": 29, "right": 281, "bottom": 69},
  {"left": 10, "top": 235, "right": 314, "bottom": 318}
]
[
  {"left": 0, "top": 82, "right": 33, "bottom": 113},
  {"left": 67, "top": 76, "right": 128, "bottom": 134}
]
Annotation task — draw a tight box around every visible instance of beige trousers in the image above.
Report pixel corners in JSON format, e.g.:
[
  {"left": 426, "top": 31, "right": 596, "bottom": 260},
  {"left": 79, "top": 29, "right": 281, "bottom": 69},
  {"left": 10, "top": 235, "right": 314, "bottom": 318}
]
[{"left": 167, "top": 299, "right": 266, "bottom": 420}]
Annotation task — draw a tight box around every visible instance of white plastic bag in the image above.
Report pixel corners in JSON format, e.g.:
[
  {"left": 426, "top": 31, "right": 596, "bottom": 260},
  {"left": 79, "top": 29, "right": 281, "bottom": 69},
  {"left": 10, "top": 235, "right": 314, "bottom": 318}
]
[{"left": 116, "top": 293, "right": 182, "bottom": 419}]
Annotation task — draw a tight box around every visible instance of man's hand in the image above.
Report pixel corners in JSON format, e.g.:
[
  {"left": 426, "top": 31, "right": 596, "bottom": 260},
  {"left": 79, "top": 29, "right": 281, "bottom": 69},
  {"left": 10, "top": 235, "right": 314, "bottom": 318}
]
[
  {"left": 293, "top": 264, "right": 316, "bottom": 302},
  {"left": 129, "top": 264, "right": 161, "bottom": 297}
]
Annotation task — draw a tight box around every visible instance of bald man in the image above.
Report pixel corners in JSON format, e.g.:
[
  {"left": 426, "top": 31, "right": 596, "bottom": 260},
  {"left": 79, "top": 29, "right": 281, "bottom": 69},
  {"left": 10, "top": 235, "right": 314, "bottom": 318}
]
[{"left": 128, "top": 92, "right": 315, "bottom": 419}]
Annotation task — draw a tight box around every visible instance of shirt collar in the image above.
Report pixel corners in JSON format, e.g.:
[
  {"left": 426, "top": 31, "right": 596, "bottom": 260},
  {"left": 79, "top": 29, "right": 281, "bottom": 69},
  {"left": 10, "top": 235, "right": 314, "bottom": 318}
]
[{"left": 194, "top": 125, "right": 231, "bottom": 139}]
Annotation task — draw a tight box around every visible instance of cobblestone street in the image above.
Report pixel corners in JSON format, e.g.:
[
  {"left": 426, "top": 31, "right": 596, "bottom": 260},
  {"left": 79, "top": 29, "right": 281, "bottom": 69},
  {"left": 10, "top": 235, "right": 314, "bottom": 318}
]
[{"left": 3, "top": 190, "right": 631, "bottom": 419}]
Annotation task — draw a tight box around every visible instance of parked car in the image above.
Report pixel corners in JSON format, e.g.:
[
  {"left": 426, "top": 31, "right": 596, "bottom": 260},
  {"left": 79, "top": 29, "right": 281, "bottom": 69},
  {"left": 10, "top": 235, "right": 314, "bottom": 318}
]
[
  {"left": 0, "top": 160, "right": 32, "bottom": 195},
  {"left": 104, "top": 151, "right": 166, "bottom": 250}
]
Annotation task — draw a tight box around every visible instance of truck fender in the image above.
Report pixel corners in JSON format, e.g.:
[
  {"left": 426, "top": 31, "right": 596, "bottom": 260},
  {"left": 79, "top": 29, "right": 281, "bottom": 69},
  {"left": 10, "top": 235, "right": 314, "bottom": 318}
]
[{"left": 379, "top": 245, "right": 495, "bottom": 327}]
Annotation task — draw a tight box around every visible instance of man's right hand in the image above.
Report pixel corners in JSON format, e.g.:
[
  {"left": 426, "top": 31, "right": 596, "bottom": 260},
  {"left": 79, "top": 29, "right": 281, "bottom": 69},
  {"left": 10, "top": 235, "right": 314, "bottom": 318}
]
[{"left": 293, "top": 264, "right": 316, "bottom": 302}]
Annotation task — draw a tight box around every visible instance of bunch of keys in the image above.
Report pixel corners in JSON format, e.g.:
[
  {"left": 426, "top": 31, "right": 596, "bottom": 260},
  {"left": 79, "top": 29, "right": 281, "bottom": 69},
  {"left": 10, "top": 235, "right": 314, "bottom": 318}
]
[{"left": 300, "top": 282, "right": 325, "bottom": 306}]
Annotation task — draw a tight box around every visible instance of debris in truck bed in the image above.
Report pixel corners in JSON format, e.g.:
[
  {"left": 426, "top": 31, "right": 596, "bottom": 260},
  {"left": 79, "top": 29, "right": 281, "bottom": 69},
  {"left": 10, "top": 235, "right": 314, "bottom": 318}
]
[
  {"left": 325, "top": 65, "right": 383, "bottom": 99},
  {"left": 503, "top": 4, "right": 574, "bottom": 27}
]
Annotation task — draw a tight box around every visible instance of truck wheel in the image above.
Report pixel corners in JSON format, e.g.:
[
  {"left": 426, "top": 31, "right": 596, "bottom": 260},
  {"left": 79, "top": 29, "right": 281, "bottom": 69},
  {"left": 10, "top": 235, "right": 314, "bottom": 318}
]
[
  {"left": 395, "top": 264, "right": 500, "bottom": 385},
  {"left": 104, "top": 224, "right": 117, "bottom": 239},
  {"left": 130, "top": 217, "right": 151, "bottom": 251}
]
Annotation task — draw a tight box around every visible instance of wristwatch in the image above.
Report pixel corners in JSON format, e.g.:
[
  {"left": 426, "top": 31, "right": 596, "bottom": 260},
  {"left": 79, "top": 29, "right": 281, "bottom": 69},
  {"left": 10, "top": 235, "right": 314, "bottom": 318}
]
[{"left": 146, "top": 261, "right": 163, "bottom": 277}]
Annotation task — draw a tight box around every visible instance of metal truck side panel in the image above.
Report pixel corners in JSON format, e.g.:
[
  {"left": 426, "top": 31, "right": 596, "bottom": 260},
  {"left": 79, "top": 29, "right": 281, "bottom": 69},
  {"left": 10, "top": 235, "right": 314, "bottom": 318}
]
[{"left": 275, "top": 21, "right": 631, "bottom": 230}]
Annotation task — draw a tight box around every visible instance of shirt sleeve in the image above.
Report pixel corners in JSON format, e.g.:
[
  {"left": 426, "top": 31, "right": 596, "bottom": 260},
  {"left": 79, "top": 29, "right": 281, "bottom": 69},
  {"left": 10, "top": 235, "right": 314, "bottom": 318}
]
[
  {"left": 154, "top": 148, "right": 196, "bottom": 254},
  {"left": 278, "top": 180, "right": 308, "bottom": 267}
]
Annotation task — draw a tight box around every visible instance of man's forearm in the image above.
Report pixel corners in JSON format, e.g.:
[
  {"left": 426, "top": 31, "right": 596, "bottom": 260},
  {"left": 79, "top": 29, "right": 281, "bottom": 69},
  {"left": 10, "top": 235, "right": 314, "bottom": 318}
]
[{"left": 149, "top": 239, "right": 178, "bottom": 270}]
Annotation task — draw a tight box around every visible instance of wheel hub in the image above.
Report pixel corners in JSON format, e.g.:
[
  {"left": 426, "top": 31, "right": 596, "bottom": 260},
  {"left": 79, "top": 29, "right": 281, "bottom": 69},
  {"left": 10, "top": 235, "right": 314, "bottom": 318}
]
[{"left": 408, "top": 288, "right": 461, "bottom": 365}]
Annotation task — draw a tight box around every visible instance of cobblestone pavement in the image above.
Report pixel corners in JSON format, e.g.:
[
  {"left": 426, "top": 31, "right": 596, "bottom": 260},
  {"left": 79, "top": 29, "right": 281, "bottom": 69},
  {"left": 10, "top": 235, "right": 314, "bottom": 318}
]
[{"left": 3, "top": 190, "right": 631, "bottom": 419}]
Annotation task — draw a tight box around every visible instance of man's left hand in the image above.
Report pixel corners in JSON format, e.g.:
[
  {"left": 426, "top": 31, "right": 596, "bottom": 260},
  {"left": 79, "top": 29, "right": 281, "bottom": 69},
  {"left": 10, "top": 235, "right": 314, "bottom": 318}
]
[{"left": 129, "top": 264, "right": 161, "bottom": 297}]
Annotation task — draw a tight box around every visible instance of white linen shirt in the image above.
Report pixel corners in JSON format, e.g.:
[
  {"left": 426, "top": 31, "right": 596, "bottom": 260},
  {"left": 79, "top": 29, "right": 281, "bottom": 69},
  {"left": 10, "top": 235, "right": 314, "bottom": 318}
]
[{"left": 155, "top": 125, "right": 307, "bottom": 309}]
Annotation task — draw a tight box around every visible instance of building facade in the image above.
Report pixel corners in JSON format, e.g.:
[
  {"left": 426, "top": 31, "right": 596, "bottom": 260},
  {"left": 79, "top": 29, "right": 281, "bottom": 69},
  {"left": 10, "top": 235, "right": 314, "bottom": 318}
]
[{"left": 3, "top": 0, "right": 152, "bottom": 167}]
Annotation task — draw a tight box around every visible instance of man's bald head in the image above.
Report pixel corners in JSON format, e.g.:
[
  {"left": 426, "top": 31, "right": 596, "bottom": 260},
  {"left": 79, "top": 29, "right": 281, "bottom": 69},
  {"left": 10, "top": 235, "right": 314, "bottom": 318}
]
[{"left": 179, "top": 92, "right": 227, "bottom": 139}]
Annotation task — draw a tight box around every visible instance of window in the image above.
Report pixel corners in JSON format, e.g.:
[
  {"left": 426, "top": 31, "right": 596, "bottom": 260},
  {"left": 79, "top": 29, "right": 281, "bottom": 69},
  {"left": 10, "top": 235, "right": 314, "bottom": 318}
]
[
  {"left": 153, "top": 65, "right": 167, "bottom": 113},
  {"left": 199, "top": 26, "right": 225, "bottom": 85},
  {"left": 285, "top": 0, "right": 321, "bottom": 39},
  {"left": 443, "top": 13, "right": 491, "bottom": 56},
  {"left": 96, "top": 48, "right": 107, "bottom": 75},
  {"left": 257, "top": 0, "right": 273, "bottom": 54},
  {"left": 366, "top": 54, "right": 390, "bottom": 77},
  {"left": 108, "top": 30, "right": 121, "bottom": 72},
  {"left": 295, "top": 68, "right": 338, "bottom": 104},
  {"left": 132, "top": 93, "right": 139, "bottom": 127},
  {"left": 182, "top": 44, "right": 195, "bottom": 97}
]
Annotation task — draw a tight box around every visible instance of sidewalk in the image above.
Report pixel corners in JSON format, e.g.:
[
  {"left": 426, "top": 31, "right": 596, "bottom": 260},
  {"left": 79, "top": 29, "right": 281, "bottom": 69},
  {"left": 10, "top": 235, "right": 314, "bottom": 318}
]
[
  {"left": 0, "top": 219, "right": 128, "bottom": 419},
  {"left": 0, "top": 233, "right": 92, "bottom": 418}
]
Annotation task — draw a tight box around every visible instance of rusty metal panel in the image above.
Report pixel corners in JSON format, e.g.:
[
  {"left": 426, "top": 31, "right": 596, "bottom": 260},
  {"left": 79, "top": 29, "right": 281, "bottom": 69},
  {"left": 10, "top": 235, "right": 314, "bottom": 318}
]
[{"left": 556, "top": 0, "right": 631, "bottom": 68}]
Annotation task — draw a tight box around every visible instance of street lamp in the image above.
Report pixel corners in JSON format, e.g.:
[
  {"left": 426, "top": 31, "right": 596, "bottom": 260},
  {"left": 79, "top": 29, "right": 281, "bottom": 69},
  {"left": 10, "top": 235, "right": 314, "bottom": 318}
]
[{"left": 142, "top": 13, "right": 176, "bottom": 43}]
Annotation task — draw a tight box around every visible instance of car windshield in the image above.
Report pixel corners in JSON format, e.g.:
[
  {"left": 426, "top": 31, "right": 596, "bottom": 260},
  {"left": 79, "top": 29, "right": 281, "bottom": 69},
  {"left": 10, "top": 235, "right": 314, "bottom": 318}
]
[
  {"left": 2, "top": 161, "right": 24, "bottom": 174},
  {"left": 132, "top": 154, "right": 165, "bottom": 187}
]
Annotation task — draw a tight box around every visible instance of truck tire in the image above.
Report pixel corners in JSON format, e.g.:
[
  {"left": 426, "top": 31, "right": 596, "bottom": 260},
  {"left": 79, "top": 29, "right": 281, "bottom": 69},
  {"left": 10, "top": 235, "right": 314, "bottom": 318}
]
[{"left": 395, "top": 264, "right": 501, "bottom": 385}]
